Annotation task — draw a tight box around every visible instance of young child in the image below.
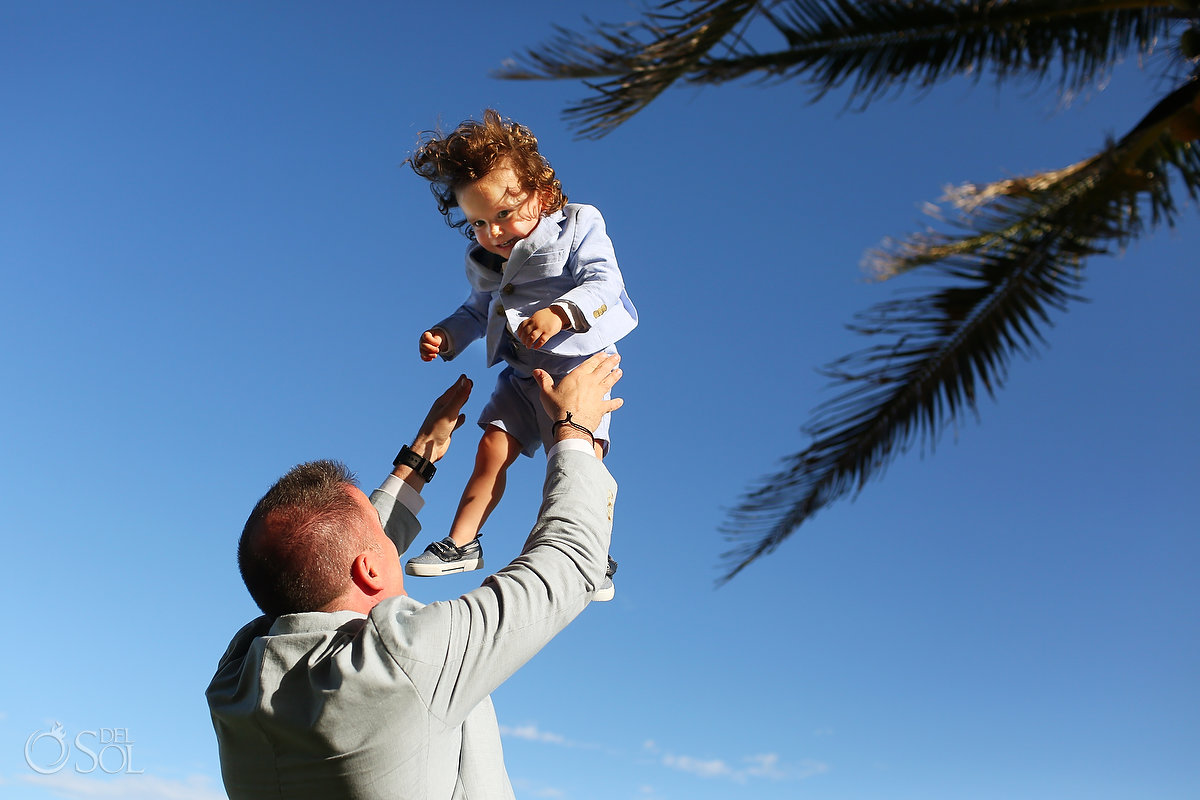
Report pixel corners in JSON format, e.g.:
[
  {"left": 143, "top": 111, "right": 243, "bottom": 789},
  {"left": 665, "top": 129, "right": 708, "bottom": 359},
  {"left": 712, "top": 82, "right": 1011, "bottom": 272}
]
[{"left": 404, "top": 109, "right": 636, "bottom": 595}]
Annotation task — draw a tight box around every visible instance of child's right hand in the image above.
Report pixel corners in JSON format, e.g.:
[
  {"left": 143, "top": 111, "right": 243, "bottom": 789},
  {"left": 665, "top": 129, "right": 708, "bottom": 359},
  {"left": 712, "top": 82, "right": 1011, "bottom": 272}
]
[{"left": 419, "top": 330, "right": 444, "bottom": 362}]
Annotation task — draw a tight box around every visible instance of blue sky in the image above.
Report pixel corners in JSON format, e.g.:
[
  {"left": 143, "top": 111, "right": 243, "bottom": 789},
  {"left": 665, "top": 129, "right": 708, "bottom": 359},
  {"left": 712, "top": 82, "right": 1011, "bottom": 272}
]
[{"left": 2, "top": 3, "right": 1197, "bottom": 799}]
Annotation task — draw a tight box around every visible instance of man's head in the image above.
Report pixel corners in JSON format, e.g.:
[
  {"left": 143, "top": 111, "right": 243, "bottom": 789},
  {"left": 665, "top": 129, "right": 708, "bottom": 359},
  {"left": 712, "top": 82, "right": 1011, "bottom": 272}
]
[{"left": 238, "top": 460, "right": 403, "bottom": 617}]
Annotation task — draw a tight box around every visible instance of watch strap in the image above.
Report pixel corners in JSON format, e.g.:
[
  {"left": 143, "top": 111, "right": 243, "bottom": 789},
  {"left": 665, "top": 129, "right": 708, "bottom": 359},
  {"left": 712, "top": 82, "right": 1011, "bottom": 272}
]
[{"left": 393, "top": 445, "right": 436, "bottom": 482}]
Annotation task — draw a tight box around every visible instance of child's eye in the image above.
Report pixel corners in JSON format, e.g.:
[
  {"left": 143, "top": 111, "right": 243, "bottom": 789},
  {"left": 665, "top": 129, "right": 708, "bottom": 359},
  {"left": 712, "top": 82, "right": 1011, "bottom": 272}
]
[
  {"left": 497, "top": 210, "right": 511, "bottom": 219},
  {"left": 472, "top": 220, "right": 484, "bottom": 228}
]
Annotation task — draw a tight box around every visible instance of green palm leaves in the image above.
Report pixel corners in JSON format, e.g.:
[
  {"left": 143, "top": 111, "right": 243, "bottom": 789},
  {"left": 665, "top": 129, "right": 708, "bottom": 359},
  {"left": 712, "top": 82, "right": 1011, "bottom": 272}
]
[{"left": 498, "top": 1, "right": 1200, "bottom": 581}]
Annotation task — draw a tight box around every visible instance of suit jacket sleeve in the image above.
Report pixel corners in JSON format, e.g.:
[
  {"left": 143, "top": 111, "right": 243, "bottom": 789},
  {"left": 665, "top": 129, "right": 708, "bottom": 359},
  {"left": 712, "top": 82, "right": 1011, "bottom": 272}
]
[
  {"left": 369, "top": 484, "right": 422, "bottom": 556},
  {"left": 370, "top": 449, "right": 616, "bottom": 727},
  {"left": 554, "top": 205, "right": 634, "bottom": 329},
  {"left": 434, "top": 248, "right": 496, "bottom": 361}
]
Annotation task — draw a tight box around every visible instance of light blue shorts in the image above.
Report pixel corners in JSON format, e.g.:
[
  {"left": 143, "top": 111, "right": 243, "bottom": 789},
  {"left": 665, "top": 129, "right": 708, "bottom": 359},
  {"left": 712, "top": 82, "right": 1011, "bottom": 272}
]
[{"left": 478, "top": 365, "right": 612, "bottom": 457}]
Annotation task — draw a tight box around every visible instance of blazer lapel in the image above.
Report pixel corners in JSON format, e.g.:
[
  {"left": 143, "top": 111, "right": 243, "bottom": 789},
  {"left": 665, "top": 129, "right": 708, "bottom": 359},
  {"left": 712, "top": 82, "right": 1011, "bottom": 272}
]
[{"left": 501, "top": 210, "right": 568, "bottom": 284}]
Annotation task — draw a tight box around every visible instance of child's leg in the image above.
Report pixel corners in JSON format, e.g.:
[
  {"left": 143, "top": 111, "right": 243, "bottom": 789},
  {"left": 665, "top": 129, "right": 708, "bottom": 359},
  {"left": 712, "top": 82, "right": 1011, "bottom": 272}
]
[{"left": 447, "top": 425, "right": 523, "bottom": 546}]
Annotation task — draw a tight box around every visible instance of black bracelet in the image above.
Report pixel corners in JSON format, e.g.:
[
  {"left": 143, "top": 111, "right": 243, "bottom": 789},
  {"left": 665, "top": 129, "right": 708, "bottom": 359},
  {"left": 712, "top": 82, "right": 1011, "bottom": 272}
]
[
  {"left": 552, "top": 412, "right": 594, "bottom": 446},
  {"left": 393, "top": 445, "right": 436, "bottom": 482}
]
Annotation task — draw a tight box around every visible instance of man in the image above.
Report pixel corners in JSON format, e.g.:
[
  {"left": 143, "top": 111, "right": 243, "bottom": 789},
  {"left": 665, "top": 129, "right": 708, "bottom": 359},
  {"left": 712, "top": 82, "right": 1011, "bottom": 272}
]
[{"left": 207, "top": 353, "right": 623, "bottom": 799}]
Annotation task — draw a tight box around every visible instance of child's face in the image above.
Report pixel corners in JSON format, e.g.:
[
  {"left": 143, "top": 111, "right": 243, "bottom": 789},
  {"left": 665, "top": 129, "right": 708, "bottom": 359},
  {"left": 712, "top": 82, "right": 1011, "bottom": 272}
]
[{"left": 455, "top": 160, "right": 545, "bottom": 258}]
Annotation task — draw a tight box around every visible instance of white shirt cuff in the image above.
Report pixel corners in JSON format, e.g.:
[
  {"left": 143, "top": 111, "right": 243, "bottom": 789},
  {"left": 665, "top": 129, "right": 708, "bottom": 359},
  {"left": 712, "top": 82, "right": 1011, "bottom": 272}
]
[
  {"left": 547, "top": 438, "right": 597, "bottom": 459},
  {"left": 552, "top": 300, "right": 589, "bottom": 332},
  {"left": 376, "top": 474, "right": 426, "bottom": 515}
]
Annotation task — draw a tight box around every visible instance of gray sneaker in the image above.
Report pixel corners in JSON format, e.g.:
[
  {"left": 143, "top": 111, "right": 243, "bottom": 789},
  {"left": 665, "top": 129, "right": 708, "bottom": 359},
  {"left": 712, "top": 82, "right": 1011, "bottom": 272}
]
[
  {"left": 405, "top": 536, "right": 484, "bottom": 577},
  {"left": 593, "top": 556, "right": 618, "bottom": 602}
]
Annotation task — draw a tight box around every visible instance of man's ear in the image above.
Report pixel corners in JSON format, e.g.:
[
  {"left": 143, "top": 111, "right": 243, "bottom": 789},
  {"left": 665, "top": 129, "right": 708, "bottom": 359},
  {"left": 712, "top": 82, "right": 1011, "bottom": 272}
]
[{"left": 350, "top": 552, "right": 386, "bottom": 593}]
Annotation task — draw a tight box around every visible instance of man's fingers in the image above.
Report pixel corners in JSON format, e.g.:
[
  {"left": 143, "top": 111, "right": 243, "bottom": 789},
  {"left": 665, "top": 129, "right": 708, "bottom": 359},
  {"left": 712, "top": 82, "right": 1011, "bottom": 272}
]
[
  {"left": 585, "top": 352, "right": 621, "bottom": 374},
  {"left": 436, "top": 375, "right": 472, "bottom": 413},
  {"left": 452, "top": 374, "right": 472, "bottom": 401},
  {"left": 413, "top": 376, "right": 473, "bottom": 463}
]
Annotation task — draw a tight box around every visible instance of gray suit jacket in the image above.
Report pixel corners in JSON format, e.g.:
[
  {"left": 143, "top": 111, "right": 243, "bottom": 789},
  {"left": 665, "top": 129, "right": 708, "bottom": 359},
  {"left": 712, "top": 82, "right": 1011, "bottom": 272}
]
[{"left": 207, "top": 449, "right": 616, "bottom": 799}]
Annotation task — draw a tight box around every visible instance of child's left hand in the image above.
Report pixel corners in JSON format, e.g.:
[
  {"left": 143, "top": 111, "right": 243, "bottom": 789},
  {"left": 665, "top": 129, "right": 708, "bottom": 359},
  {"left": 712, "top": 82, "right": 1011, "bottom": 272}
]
[{"left": 517, "top": 306, "right": 568, "bottom": 349}]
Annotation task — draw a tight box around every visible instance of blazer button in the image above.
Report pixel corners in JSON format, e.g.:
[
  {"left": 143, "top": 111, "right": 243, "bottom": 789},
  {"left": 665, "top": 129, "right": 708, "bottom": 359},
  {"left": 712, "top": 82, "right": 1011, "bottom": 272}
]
[
  {"left": 495, "top": 303, "right": 505, "bottom": 315},
  {"left": 502, "top": 283, "right": 515, "bottom": 295}
]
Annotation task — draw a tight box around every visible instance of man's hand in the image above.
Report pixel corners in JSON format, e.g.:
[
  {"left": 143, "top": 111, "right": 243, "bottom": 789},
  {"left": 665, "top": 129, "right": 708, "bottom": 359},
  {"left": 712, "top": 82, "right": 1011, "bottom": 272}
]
[
  {"left": 408, "top": 374, "right": 472, "bottom": 464},
  {"left": 419, "top": 330, "right": 445, "bottom": 362},
  {"left": 534, "top": 352, "right": 623, "bottom": 442},
  {"left": 517, "top": 306, "right": 567, "bottom": 349}
]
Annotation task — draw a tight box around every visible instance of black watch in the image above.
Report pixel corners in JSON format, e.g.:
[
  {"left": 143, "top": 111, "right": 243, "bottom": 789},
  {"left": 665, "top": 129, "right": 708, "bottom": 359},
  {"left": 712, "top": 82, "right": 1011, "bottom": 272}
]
[{"left": 393, "top": 445, "right": 436, "bottom": 482}]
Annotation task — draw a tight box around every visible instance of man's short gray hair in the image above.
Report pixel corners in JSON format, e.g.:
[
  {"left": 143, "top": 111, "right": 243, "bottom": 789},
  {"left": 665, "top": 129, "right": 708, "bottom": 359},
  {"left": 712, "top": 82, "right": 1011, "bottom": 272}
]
[{"left": 237, "top": 460, "right": 374, "bottom": 617}]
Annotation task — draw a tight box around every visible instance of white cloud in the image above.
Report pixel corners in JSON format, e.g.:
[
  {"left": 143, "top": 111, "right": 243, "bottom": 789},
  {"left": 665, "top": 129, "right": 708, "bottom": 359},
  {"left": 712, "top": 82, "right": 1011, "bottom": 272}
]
[
  {"left": 662, "top": 753, "right": 734, "bottom": 779},
  {"left": 20, "top": 772, "right": 227, "bottom": 800},
  {"left": 743, "top": 752, "right": 785, "bottom": 779},
  {"left": 796, "top": 759, "right": 831, "bottom": 779},
  {"left": 500, "top": 723, "right": 567, "bottom": 745},
  {"left": 510, "top": 776, "right": 565, "bottom": 798},
  {"left": 499, "top": 723, "right": 613, "bottom": 755},
  {"left": 510, "top": 726, "right": 828, "bottom": 786},
  {"left": 658, "top": 749, "right": 828, "bottom": 783}
]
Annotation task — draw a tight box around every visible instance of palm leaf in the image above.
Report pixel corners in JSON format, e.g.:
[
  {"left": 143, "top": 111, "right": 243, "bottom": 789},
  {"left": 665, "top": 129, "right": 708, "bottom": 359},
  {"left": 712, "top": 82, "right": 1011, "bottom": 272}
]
[
  {"left": 496, "top": 0, "right": 760, "bottom": 138},
  {"left": 717, "top": 77, "right": 1200, "bottom": 582},
  {"left": 497, "top": 0, "right": 1174, "bottom": 137},
  {"left": 704, "top": 0, "right": 1169, "bottom": 105}
]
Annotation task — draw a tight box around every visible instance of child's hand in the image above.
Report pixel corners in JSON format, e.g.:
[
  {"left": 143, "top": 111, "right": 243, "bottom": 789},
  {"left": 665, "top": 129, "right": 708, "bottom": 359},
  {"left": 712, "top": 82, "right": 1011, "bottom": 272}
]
[
  {"left": 518, "top": 306, "right": 567, "bottom": 349},
  {"left": 419, "top": 330, "right": 444, "bottom": 362}
]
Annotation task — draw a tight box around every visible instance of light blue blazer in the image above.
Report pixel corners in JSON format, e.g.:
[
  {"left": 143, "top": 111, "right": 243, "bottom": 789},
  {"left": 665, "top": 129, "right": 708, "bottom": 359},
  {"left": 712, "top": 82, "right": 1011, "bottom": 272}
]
[{"left": 433, "top": 204, "right": 638, "bottom": 371}]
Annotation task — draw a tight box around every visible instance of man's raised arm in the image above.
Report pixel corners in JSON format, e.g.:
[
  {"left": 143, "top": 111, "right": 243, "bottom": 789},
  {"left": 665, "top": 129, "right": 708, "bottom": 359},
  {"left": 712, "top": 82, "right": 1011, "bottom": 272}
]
[{"left": 371, "top": 374, "right": 472, "bottom": 554}]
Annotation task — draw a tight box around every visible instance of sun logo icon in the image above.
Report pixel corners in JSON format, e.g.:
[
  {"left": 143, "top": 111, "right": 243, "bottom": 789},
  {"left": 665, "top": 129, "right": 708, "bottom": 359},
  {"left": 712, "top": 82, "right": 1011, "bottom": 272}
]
[{"left": 25, "top": 721, "right": 70, "bottom": 774}]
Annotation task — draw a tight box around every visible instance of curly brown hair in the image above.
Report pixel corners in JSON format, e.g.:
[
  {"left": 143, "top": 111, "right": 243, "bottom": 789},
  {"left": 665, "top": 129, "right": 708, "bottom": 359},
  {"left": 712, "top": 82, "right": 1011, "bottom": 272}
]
[{"left": 407, "top": 109, "right": 566, "bottom": 239}]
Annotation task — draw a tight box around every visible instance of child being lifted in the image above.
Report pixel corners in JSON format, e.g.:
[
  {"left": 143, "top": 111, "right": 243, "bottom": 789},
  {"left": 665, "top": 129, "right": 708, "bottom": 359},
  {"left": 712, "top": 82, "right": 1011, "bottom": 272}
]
[{"left": 405, "top": 109, "right": 637, "bottom": 598}]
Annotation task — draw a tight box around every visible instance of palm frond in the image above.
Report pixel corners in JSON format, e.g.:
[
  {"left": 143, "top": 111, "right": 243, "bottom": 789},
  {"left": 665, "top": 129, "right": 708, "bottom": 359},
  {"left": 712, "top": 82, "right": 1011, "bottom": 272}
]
[
  {"left": 717, "top": 77, "right": 1200, "bottom": 583},
  {"left": 702, "top": 0, "right": 1170, "bottom": 106},
  {"left": 495, "top": 0, "right": 761, "bottom": 138},
  {"left": 497, "top": 0, "right": 1175, "bottom": 137}
]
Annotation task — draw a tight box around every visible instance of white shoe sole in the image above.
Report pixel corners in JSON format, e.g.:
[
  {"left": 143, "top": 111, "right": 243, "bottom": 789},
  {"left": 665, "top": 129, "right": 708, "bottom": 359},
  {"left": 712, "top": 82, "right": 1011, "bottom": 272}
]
[
  {"left": 592, "top": 579, "right": 615, "bottom": 602},
  {"left": 405, "top": 557, "right": 484, "bottom": 577}
]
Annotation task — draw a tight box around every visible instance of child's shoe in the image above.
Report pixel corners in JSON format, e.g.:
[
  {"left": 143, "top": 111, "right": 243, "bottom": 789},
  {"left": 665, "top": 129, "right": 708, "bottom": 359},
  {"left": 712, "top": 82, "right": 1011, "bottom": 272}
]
[
  {"left": 405, "top": 536, "right": 484, "bottom": 576},
  {"left": 593, "top": 556, "right": 618, "bottom": 602}
]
